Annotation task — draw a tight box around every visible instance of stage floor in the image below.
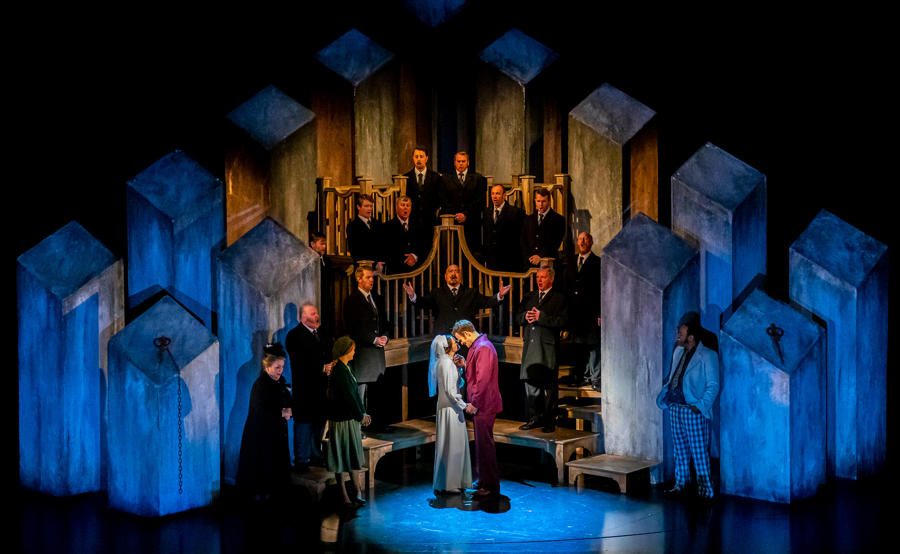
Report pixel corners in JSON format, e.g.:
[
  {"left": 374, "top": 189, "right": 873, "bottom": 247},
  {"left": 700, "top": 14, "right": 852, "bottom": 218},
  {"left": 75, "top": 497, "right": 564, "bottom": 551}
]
[{"left": 17, "top": 447, "right": 890, "bottom": 552}]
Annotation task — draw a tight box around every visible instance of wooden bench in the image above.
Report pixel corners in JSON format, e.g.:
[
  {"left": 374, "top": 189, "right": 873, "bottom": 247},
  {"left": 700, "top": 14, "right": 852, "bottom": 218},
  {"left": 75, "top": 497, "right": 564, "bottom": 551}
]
[
  {"left": 558, "top": 403, "right": 602, "bottom": 432},
  {"left": 566, "top": 454, "right": 660, "bottom": 494},
  {"left": 362, "top": 417, "right": 601, "bottom": 490}
]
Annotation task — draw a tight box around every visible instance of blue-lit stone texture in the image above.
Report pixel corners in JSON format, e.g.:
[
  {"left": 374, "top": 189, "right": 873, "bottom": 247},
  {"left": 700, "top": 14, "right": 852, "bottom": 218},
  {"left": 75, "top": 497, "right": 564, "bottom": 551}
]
[
  {"left": 107, "top": 296, "right": 219, "bottom": 516},
  {"left": 401, "top": 0, "right": 466, "bottom": 27},
  {"left": 127, "top": 151, "right": 224, "bottom": 327},
  {"left": 217, "top": 218, "right": 319, "bottom": 485},
  {"left": 226, "top": 86, "right": 316, "bottom": 245},
  {"left": 17, "top": 221, "right": 124, "bottom": 495},
  {"left": 476, "top": 28, "right": 559, "bottom": 182},
  {"left": 719, "top": 290, "right": 825, "bottom": 503},
  {"left": 671, "top": 142, "right": 766, "bottom": 332},
  {"left": 569, "top": 83, "right": 658, "bottom": 249},
  {"left": 601, "top": 214, "right": 699, "bottom": 483},
  {"left": 789, "top": 210, "right": 888, "bottom": 479},
  {"left": 314, "top": 29, "right": 406, "bottom": 186}
]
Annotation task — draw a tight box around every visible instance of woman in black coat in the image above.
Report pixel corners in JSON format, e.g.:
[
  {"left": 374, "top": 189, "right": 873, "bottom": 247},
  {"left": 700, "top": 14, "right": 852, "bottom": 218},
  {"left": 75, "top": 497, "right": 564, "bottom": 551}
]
[{"left": 236, "top": 342, "right": 293, "bottom": 500}]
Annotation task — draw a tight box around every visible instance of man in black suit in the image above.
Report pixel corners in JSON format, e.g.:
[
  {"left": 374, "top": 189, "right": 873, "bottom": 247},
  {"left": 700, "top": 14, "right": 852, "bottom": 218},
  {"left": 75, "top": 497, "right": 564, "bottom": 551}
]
[
  {"left": 347, "top": 193, "right": 385, "bottom": 272},
  {"left": 342, "top": 265, "right": 389, "bottom": 428},
  {"left": 403, "top": 145, "right": 440, "bottom": 228},
  {"left": 383, "top": 195, "right": 427, "bottom": 275},
  {"left": 563, "top": 232, "right": 602, "bottom": 392},
  {"left": 309, "top": 231, "right": 336, "bottom": 332},
  {"left": 482, "top": 184, "right": 524, "bottom": 272},
  {"left": 438, "top": 152, "right": 486, "bottom": 256},
  {"left": 402, "top": 264, "right": 511, "bottom": 335},
  {"left": 516, "top": 266, "right": 568, "bottom": 432},
  {"left": 285, "top": 303, "right": 334, "bottom": 471},
  {"left": 520, "top": 187, "right": 566, "bottom": 268}
]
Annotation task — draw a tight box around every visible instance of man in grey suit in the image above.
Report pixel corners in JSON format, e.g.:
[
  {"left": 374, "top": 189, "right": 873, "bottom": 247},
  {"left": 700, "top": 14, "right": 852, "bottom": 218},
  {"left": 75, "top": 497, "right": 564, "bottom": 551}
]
[{"left": 516, "top": 266, "right": 567, "bottom": 432}]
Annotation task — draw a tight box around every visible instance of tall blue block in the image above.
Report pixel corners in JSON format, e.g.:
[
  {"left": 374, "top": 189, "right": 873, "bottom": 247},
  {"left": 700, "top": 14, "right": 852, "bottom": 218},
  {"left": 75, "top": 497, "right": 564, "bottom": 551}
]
[
  {"left": 127, "top": 150, "right": 224, "bottom": 329},
  {"left": 789, "top": 210, "right": 888, "bottom": 479},
  {"left": 226, "top": 86, "right": 316, "bottom": 245},
  {"left": 719, "top": 290, "right": 825, "bottom": 503},
  {"left": 401, "top": 0, "right": 466, "bottom": 27},
  {"left": 217, "top": 218, "right": 319, "bottom": 485},
  {"left": 601, "top": 213, "right": 699, "bottom": 482},
  {"left": 17, "top": 221, "right": 124, "bottom": 495},
  {"left": 107, "top": 296, "right": 219, "bottom": 517},
  {"left": 671, "top": 142, "right": 767, "bottom": 332}
]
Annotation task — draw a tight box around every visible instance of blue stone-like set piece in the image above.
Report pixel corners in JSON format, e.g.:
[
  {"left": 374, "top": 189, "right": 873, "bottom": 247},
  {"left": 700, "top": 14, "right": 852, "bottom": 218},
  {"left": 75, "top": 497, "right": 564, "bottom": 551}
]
[
  {"left": 401, "top": 0, "right": 466, "bottom": 27},
  {"left": 126, "top": 150, "right": 224, "bottom": 329},
  {"left": 719, "top": 289, "right": 826, "bottom": 503},
  {"left": 478, "top": 28, "right": 559, "bottom": 86},
  {"left": 601, "top": 213, "right": 699, "bottom": 483},
  {"left": 227, "top": 86, "right": 316, "bottom": 151},
  {"left": 569, "top": 83, "right": 656, "bottom": 145},
  {"left": 17, "top": 221, "right": 123, "bottom": 496},
  {"left": 107, "top": 296, "right": 219, "bottom": 517},
  {"left": 217, "top": 217, "right": 320, "bottom": 485},
  {"left": 789, "top": 210, "right": 889, "bottom": 479},
  {"left": 315, "top": 29, "right": 395, "bottom": 87}
]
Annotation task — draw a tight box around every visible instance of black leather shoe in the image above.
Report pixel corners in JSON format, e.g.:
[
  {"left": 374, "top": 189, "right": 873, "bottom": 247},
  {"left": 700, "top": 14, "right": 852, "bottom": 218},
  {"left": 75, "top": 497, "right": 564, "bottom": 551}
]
[
  {"left": 354, "top": 496, "right": 367, "bottom": 506},
  {"left": 519, "top": 418, "right": 539, "bottom": 430},
  {"left": 591, "top": 383, "right": 602, "bottom": 393},
  {"left": 664, "top": 485, "right": 685, "bottom": 498}
]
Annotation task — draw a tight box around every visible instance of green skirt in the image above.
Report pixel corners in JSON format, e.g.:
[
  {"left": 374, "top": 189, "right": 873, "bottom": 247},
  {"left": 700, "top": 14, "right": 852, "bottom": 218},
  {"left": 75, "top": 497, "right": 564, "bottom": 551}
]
[{"left": 325, "top": 419, "right": 364, "bottom": 473}]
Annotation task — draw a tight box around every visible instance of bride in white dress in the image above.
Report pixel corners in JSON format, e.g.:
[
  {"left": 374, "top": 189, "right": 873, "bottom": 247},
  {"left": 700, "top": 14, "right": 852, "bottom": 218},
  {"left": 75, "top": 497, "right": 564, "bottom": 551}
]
[{"left": 429, "top": 335, "right": 472, "bottom": 494}]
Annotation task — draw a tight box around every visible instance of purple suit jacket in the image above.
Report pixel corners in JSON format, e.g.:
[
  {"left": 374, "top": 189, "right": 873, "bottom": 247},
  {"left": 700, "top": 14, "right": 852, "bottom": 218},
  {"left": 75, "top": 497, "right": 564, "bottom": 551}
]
[{"left": 465, "top": 334, "right": 502, "bottom": 415}]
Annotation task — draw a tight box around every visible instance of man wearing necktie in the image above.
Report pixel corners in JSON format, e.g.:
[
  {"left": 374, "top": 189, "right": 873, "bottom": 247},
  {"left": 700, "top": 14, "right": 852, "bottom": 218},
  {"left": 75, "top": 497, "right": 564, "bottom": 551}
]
[
  {"left": 383, "top": 195, "right": 427, "bottom": 274},
  {"left": 403, "top": 146, "right": 440, "bottom": 227},
  {"left": 403, "top": 264, "right": 511, "bottom": 337},
  {"left": 562, "top": 231, "right": 602, "bottom": 391},
  {"left": 520, "top": 188, "right": 566, "bottom": 268},
  {"left": 347, "top": 193, "right": 385, "bottom": 273},
  {"left": 482, "top": 184, "right": 524, "bottom": 272},
  {"left": 656, "top": 312, "right": 719, "bottom": 500},
  {"left": 438, "top": 152, "right": 485, "bottom": 256},
  {"left": 285, "top": 303, "right": 334, "bottom": 471},
  {"left": 516, "top": 266, "right": 567, "bottom": 432},
  {"left": 343, "top": 266, "right": 390, "bottom": 430}
]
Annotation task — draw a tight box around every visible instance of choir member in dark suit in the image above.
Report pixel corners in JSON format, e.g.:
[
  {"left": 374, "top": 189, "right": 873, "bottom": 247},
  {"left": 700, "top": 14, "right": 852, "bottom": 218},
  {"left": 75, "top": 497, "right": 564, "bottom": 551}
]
[
  {"left": 285, "top": 303, "right": 334, "bottom": 471},
  {"left": 520, "top": 188, "right": 566, "bottom": 268},
  {"left": 236, "top": 342, "right": 292, "bottom": 499},
  {"left": 404, "top": 145, "right": 441, "bottom": 227},
  {"left": 438, "top": 152, "right": 486, "bottom": 255},
  {"left": 309, "top": 231, "right": 336, "bottom": 332},
  {"left": 342, "top": 265, "right": 389, "bottom": 428},
  {"left": 383, "top": 195, "right": 427, "bottom": 275},
  {"left": 482, "top": 184, "right": 524, "bottom": 272},
  {"left": 403, "top": 264, "right": 511, "bottom": 336},
  {"left": 347, "top": 193, "right": 385, "bottom": 272},
  {"left": 516, "top": 267, "right": 567, "bottom": 432},
  {"left": 563, "top": 232, "right": 602, "bottom": 391}
]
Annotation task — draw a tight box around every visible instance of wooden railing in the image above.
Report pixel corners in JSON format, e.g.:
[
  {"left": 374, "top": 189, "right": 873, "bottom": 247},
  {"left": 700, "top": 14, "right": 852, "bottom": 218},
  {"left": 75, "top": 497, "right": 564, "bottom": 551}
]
[{"left": 318, "top": 173, "right": 570, "bottom": 257}]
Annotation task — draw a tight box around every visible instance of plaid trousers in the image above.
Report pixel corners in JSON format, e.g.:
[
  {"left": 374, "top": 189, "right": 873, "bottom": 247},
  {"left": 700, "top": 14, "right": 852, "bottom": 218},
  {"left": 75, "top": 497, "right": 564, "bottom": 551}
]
[{"left": 669, "top": 403, "right": 713, "bottom": 497}]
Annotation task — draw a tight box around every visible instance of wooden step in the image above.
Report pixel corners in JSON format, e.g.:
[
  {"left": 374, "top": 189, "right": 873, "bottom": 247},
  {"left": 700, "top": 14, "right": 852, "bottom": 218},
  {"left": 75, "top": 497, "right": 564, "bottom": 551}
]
[
  {"left": 566, "top": 454, "right": 660, "bottom": 494},
  {"left": 558, "top": 403, "right": 602, "bottom": 432}
]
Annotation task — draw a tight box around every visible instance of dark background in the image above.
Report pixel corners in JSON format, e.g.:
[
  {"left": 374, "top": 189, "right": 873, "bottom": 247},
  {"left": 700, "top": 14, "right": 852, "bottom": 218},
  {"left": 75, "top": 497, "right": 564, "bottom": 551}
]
[{"left": 7, "top": 2, "right": 893, "bottom": 489}]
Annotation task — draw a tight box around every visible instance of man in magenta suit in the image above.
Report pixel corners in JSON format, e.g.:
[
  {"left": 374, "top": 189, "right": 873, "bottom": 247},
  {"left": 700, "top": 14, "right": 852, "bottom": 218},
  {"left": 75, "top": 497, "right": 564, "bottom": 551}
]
[{"left": 452, "top": 319, "right": 502, "bottom": 497}]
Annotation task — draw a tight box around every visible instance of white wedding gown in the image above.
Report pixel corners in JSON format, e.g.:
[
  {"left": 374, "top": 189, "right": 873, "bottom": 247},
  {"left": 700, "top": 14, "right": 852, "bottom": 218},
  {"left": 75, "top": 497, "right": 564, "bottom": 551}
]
[{"left": 432, "top": 347, "right": 472, "bottom": 492}]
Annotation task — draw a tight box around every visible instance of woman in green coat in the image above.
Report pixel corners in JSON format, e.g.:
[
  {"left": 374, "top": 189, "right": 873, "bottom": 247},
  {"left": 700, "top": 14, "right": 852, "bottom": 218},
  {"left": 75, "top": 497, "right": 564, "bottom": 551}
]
[{"left": 325, "top": 336, "right": 371, "bottom": 507}]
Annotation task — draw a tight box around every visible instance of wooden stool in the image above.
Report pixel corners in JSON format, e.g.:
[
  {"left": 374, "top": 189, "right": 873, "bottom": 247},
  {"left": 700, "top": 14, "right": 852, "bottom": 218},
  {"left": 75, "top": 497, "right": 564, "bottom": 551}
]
[{"left": 567, "top": 454, "right": 660, "bottom": 494}]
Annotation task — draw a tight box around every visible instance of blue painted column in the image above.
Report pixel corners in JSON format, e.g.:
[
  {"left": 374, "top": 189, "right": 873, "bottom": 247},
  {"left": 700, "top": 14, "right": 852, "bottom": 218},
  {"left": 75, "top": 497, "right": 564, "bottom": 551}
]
[
  {"left": 719, "top": 290, "right": 825, "bottom": 503},
  {"left": 17, "top": 221, "right": 124, "bottom": 495},
  {"left": 226, "top": 86, "right": 316, "bottom": 245},
  {"left": 315, "top": 29, "right": 401, "bottom": 187},
  {"left": 217, "top": 218, "right": 320, "bottom": 485},
  {"left": 671, "top": 142, "right": 767, "bottom": 333},
  {"left": 127, "top": 150, "right": 224, "bottom": 329},
  {"left": 789, "top": 210, "right": 888, "bottom": 479},
  {"left": 568, "top": 83, "right": 658, "bottom": 247},
  {"left": 107, "top": 296, "right": 219, "bottom": 516},
  {"left": 400, "top": 0, "right": 466, "bottom": 27},
  {"left": 601, "top": 213, "right": 699, "bottom": 482},
  {"left": 476, "top": 28, "right": 559, "bottom": 181}
]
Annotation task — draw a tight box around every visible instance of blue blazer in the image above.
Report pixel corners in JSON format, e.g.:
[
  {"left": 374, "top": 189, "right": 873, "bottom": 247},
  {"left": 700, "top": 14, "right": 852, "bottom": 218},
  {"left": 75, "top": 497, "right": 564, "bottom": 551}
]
[{"left": 656, "top": 342, "right": 719, "bottom": 419}]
